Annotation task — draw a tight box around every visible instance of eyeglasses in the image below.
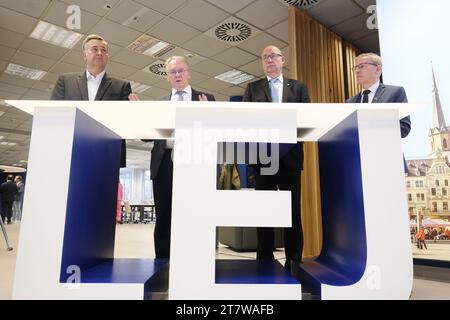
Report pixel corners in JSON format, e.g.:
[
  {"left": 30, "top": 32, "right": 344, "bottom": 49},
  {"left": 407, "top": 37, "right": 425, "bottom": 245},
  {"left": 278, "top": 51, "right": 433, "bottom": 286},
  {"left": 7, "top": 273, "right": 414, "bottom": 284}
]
[
  {"left": 168, "top": 68, "right": 188, "bottom": 76},
  {"left": 86, "top": 46, "right": 108, "bottom": 54},
  {"left": 352, "top": 63, "right": 378, "bottom": 71},
  {"left": 262, "top": 53, "right": 283, "bottom": 61}
]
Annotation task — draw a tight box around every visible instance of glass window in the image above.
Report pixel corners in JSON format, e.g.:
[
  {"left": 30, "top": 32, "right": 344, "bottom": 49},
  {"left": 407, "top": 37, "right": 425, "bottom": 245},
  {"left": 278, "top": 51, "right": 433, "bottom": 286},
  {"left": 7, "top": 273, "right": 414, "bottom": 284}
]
[
  {"left": 436, "top": 180, "right": 440, "bottom": 187},
  {"left": 433, "top": 202, "right": 437, "bottom": 212},
  {"left": 120, "top": 171, "right": 132, "bottom": 201},
  {"left": 143, "top": 170, "right": 154, "bottom": 202},
  {"left": 432, "top": 188, "right": 436, "bottom": 196},
  {"left": 444, "top": 202, "right": 448, "bottom": 211},
  {"left": 408, "top": 194, "right": 412, "bottom": 201}
]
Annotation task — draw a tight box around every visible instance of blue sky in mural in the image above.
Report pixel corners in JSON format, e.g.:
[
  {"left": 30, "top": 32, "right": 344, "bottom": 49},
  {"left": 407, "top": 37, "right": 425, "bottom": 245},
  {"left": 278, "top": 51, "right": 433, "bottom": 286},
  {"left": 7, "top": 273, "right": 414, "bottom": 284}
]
[{"left": 378, "top": 0, "right": 450, "bottom": 159}]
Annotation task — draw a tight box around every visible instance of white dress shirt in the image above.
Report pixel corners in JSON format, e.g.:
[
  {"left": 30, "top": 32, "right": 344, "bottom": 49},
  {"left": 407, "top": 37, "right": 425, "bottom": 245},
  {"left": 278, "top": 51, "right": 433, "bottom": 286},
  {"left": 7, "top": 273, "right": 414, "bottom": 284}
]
[
  {"left": 360, "top": 81, "right": 380, "bottom": 103},
  {"left": 267, "top": 75, "right": 283, "bottom": 103},
  {"left": 86, "top": 70, "right": 106, "bottom": 101},
  {"left": 171, "top": 85, "right": 192, "bottom": 102}
]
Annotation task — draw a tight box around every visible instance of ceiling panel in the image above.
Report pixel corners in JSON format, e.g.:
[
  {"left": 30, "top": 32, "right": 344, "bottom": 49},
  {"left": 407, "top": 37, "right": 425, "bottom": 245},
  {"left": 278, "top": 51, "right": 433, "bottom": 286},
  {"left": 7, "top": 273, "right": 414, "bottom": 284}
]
[
  {"left": 266, "top": 19, "right": 288, "bottom": 43},
  {"left": 206, "top": 0, "right": 254, "bottom": 14},
  {"left": 307, "top": 0, "right": 364, "bottom": 27},
  {"left": 353, "top": 32, "right": 379, "bottom": 52},
  {"left": 127, "top": 70, "right": 161, "bottom": 86},
  {"left": 19, "top": 38, "right": 69, "bottom": 61},
  {"left": 212, "top": 47, "right": 257, "bottom": 68},
  {"left": 197, "top": 77, "right": 231, "bottom": 92},
  {"left": 106, "top": 0, "right": 164, "bottom": 33},
  {"left": 181, "top": 34, "right": 231, "bottom": 58},
  {"left": 140, "top": 85, "right": 167, "bottom": 99},
  {"left": 41, "top": 0, "right": 102, "bottom": 34},
  {"left": 59, "top": 0, "right": 121, "bottom": 17},
  {"left": 89, "top": 19, "right": 142, "bottom": 47},
  {"left": 50, "top": 61, "right": 83, "bottom": 75},
  {"left": 110, "top": 48, "right": 156, "bottom": 69},
  {"left": 188, "top": 70, "right": 210, "bottom": 85},
  {"left": 0, "top": 6, "right": 38, "bottom": 35},
  {"left": 0, "top": 89, "right": 21, "bottom": 100},
  {"left": 331, "top": 13, "right": 373, "bottom": 41},
  {"left": 239, "top": 59, "right": 264, "bottom": 77},
  {"left": 40, "top": 72, "right": 59, "bottom": 85},
  {"left": 147, "top": 17, "right": 201, "bottom": 46},
  {"left": 236, "top": 0, "right": 288, "bottom": 30},
  {"left": 106, "top": 61, "right": 137, "bottom": 78},
  {"left": 171, "top": 0, "right": 229, "bottom": 32},
  {"left": 11, "top": 51, "right": 56, "bottom": 71},
  {"left": 0, "top": 0, "right": 49, "bottom": 18},
  {"left": 237, "top": 32, "right": 286, "bottom": 56},
  {"left": 0, "top": 83, "right": 29, "bottom": 95},
  {"left": 134, "top": 0, "right": 187, "bottom": 16},
  {"left": 0, "top": 28, "right": 27, "bottom": 49},
  {"left": 190, "top": 59, "right": 230, "bottom": 77},
  {"left": 0, "top": 73, "right": 38, "bottom": 88}
]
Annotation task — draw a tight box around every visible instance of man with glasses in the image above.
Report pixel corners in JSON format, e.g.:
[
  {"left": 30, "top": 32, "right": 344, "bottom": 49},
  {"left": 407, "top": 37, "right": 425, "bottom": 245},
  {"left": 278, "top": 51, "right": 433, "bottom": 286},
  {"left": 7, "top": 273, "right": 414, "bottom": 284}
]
[
  {"left": 347, "top": 53, "right": 411, "bottom": 171},
  {"left": 243, "top": 45, "right": 310, "bottom": 273},
  {"left": 149, "top": 56, "right": 214, "bottom": 259},
  {"left": 51, "top": 34, "right": 138, "bottom": 167}
]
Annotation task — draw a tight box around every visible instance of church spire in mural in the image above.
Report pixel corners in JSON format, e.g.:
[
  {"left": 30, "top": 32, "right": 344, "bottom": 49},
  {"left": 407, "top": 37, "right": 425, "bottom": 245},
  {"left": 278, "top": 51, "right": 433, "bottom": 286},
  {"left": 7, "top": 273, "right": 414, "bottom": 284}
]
[{"left": 432, "top": 66, "right": 446, "bottom": 129}]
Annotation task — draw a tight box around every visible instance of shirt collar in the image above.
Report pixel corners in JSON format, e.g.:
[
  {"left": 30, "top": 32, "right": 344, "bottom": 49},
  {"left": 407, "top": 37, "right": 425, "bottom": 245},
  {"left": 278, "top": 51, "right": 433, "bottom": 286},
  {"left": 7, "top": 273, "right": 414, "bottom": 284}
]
[
  {"left": 171, "top": 85, "right": 192, "bottom": 96},
  {"left": 86, "top": 69, "right": 106, "bottom": 81},
  {"left": 267, "top": 75, "right": 283, "bottom": 84},
  {"left": 363, "top": 81, "right": 380, "bottom": 95}
]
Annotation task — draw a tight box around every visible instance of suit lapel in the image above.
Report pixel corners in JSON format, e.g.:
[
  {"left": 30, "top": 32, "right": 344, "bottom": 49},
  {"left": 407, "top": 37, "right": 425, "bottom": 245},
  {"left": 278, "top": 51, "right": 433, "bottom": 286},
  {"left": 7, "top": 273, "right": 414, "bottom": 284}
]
[
  {"left": 372, "top": 83, "right": 386, "bottom": 103},
  {"left": 192, "top": 89, "right": 200, "bottom": 101},
  {"left": 261, "top": 79, "right": 271, "bottom": 102},
  {"left": 77, "top": 72, "right": 89, "bottom": 100},
  {"left": 282, "top": 77, "right": 289, "bottom": 102},
  {"left": 95, "top": 73, "right": 112, "bottom": 100}
]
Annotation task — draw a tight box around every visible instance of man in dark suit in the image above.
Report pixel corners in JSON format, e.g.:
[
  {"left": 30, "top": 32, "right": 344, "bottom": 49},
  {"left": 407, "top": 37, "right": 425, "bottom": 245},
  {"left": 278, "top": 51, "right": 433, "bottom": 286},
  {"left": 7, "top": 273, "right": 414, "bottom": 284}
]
[
  {"left": 346, "top": 53, "right": 411, "bottom": 170},
  {"left": 243, "top": 45, "right": 310, "bottom": 271},
  {"left": 50, "top": 34, "right": 138, "bottom": 167},
  {"left": 149, "top": 56, "right": 215, "bottom": 259},
  {"left": 1, "top": 175, "right": 18, "bottom": 224}
]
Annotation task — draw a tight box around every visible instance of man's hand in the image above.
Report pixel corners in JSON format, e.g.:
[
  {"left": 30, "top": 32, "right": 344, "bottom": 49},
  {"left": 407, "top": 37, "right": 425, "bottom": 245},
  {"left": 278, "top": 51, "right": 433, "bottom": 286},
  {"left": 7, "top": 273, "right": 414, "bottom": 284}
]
[
  {"left": 198, "top": 93, "right": 209, "bottom": 101},
  {"left": 128, "top": 93, "right": 140, "bottom": 101}
]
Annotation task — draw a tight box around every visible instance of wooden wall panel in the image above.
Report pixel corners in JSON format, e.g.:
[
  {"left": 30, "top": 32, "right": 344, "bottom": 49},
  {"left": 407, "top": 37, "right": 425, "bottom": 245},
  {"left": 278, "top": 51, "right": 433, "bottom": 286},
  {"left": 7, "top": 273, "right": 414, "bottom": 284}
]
[{"left": 288, "top": 7, "right": 360, "bottom": 258}]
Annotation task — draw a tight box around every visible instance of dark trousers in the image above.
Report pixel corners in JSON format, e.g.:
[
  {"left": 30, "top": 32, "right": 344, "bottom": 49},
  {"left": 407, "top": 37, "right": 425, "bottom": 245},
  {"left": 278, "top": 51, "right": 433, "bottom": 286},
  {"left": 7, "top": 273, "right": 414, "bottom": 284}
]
[
  {"left": 1, "top": 201, "right": 13, "bottom": 223},
  {"left": 255, "top": 168, "right": 303, "bottom": 262},
  {"left": 152, "top": 150, "right": 173, "bottom": 259}
]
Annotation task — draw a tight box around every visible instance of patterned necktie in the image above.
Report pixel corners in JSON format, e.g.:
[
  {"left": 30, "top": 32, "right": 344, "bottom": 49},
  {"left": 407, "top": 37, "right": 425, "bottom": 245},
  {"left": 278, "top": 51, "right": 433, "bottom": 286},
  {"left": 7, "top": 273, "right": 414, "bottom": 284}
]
[
  {"left": 269, "top": 78, "right": 280, "bottom": 103},
  {"left": 176, "top": 90, "right": 185, "bottom": 101},
  {"left": 362, "top": 89, "right": 371, "bottom": 103}
]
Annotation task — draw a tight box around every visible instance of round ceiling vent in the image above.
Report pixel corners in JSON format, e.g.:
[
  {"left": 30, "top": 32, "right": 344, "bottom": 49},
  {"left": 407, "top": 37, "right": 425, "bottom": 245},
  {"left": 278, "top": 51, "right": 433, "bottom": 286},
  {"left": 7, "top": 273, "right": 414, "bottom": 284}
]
[
  {"left": 215, "top": 22, "right": 252, "bottom": 43},
  {"left": 148, "top": 63, "right": 167, "bottom": 76},
  {"left": 282, "top": 0, "right": 322, "bottom": 9}
]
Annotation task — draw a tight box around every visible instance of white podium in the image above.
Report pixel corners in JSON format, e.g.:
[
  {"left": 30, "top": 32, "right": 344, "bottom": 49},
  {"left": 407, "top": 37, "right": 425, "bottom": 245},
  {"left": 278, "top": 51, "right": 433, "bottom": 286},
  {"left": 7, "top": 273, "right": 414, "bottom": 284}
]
[{"left": 6, "top": 100, "right": 418, "bottom": 300}]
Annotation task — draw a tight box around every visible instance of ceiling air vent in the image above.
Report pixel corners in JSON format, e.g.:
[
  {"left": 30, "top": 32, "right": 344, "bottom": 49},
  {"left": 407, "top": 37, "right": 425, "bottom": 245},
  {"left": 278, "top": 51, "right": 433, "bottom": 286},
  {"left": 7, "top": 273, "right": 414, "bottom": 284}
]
[
  {"left": 143, "top": 61, "right": 167, "bottom": 77},
  {"left": 280, "top": 0, "right": 323, "bottom": 9},
  {"left": 206, "top": 17, "right": 261, "bottom": 45},
  {"left": 215, "top": 22, "right": 251, "bottom": 43}
]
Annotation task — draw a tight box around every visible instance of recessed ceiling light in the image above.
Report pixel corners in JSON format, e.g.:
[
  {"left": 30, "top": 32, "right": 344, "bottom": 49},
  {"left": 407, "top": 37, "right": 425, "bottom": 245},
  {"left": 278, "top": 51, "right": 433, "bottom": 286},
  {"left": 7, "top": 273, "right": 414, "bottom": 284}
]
[
  {"left": 215, "top": 69, "right": 255, "bottom": 85},
  {"left": 129, "top": 81, "right": 151, "bottom": 94},
  {"left": 128, "top": 35, "right": 175, "bottom": 58},
  {"left": 30, "top": 21, "right": 83, "bottom": 49},
  {"left": 5, "top": 63, "right": 46, "bottom": 80}
]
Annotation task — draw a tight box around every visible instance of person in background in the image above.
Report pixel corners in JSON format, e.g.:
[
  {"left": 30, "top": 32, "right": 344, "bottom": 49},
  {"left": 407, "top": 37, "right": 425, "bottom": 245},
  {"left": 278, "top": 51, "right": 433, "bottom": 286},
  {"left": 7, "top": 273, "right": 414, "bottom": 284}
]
[
  {"left": 12, "top": 175, "right": 24, "bottom": 222},
  {"left": 116, "top": 181, "right": 123, "bottom": 224},
  {"left": 1, "top": 175, "right": 18, "bottom": 224}
]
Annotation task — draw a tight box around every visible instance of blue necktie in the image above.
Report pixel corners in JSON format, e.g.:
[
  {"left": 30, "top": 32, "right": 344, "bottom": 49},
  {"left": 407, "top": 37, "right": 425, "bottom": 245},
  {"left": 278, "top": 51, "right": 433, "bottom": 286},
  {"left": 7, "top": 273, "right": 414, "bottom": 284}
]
[{"left": 270, "top": 78, "right": 280, "bottom": 103}]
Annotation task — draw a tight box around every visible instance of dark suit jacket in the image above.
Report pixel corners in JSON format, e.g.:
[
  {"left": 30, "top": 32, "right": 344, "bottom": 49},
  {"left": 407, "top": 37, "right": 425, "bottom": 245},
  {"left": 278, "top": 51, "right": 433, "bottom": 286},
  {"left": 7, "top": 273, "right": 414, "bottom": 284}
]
[
  {"left": 347, "top": 83, "right": 411, "bottom": 172},
  {"left": 50, "top": 72, "right": 132, "bottom": 167},
  {"left": 243, "top": 77, "right": 310, "bottom": 171},
  {"left": 148, "top": 88, "right": 216, "bottom": 180},
  {"left": 0, "top": 181, "right": 18, "bottom": 202},
  {"left": 346, "top": 83, "right": 411, "bottom": 138}
]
